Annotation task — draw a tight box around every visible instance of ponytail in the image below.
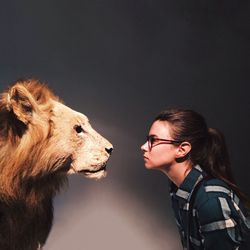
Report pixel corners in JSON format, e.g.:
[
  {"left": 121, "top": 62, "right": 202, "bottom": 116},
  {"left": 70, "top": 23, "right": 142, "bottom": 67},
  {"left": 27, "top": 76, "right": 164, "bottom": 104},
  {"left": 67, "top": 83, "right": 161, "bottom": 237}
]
[
  {"left": 203, "top": 128, "right": 233, "bottom": 182},
  {"left": 202, "top": 128, "right": 249, "bottom": 205}
]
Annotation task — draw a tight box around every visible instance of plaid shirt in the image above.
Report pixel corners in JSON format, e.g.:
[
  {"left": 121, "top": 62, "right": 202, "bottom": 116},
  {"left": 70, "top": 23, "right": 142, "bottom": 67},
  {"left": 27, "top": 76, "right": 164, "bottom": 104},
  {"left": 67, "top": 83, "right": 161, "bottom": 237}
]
[{"left": 170, "top": 165, "right": 250, "bottom": 250}]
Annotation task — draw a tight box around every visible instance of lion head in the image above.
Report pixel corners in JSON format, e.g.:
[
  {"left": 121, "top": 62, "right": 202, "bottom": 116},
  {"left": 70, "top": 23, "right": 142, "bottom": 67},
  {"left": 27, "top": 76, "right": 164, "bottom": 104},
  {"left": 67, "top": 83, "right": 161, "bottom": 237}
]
[{"left": 0, "top": 79, "right": 113, "bottom": 198}]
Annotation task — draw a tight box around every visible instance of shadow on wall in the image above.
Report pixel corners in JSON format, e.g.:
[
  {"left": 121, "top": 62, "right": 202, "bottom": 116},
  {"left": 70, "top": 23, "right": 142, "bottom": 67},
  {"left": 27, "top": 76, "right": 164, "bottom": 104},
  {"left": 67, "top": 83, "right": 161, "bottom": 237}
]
[{"left": 45, "top": 180, "right": 180, "bottom": 250}]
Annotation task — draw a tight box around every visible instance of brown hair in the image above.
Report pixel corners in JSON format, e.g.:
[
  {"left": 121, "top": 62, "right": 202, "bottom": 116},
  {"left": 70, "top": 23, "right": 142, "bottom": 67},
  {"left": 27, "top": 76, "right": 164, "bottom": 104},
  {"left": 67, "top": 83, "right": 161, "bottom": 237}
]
[{"left": 154, "top": 108, "right": 249, "bottom": 204}]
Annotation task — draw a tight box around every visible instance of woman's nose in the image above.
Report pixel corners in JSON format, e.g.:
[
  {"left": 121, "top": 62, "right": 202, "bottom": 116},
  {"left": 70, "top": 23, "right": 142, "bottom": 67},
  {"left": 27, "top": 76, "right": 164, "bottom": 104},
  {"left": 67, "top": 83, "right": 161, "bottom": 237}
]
[{"left": 141, "top": 142, "right": 148, "bottom": 152}]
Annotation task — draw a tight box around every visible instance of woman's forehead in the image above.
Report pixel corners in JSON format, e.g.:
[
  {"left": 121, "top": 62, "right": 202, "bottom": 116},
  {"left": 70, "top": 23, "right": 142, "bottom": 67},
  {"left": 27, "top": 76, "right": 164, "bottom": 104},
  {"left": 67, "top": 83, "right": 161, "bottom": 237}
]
[{"left": 149, "top": 120, "right": 172, "bottom": 137}]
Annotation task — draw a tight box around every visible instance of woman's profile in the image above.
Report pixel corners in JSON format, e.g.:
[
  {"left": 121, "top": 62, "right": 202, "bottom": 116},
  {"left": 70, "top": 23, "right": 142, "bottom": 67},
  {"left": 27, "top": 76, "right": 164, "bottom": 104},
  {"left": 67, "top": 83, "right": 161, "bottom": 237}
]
[{"left": 141, "top": 108, "right": 250, "bottom": 250}]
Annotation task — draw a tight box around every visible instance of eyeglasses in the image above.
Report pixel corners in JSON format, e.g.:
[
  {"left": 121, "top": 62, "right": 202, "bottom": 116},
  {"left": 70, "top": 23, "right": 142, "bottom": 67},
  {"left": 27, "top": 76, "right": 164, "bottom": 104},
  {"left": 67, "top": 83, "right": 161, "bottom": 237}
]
[{"left": 146, "top": 135, "right": 181, "bottom": 151}]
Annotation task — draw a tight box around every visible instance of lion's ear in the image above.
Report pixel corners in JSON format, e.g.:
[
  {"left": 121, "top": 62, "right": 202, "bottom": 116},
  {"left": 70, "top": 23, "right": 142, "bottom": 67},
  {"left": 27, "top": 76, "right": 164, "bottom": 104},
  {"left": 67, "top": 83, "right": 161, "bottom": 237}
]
[{"left": 6, "top": 84, "right": 38, "bottom": 125}]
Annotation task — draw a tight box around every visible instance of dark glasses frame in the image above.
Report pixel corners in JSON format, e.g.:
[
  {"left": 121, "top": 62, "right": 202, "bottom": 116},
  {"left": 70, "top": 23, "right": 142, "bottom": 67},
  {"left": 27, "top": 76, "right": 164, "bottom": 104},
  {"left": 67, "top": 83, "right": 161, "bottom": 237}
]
[{"left": 146, "top": 135, "right": 181, "bottom": 151}]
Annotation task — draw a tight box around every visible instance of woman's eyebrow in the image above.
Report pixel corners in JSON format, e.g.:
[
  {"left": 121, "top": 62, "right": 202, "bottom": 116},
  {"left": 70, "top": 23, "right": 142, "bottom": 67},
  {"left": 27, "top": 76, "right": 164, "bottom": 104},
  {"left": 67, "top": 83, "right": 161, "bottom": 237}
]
[{"left": 148, "top": 134, "right": 158, "bottom": 137}]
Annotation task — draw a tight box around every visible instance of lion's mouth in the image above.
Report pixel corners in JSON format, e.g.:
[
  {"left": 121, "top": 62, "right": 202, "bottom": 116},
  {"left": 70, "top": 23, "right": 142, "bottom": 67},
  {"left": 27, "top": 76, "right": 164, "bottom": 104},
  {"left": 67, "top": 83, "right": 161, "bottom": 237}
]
[
  {"left": 79, "top": 164, "right": 107, "bottom": 180},
  {"left": 79, "top": 164, "right": 106, "bottom": 174},
  {"left": 67, "top": 162, "right": 108, "bottom": 179}
]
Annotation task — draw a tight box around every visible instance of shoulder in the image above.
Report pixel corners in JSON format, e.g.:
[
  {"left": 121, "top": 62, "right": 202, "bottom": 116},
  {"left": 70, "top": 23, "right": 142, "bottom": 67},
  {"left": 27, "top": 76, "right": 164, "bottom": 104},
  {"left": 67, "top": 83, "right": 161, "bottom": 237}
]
[
  {"left": 194, "top": 177, "right": 232, "bottom": 208},
  {"left": 193, "top": 177, "right": 246, "bottom": 226}
]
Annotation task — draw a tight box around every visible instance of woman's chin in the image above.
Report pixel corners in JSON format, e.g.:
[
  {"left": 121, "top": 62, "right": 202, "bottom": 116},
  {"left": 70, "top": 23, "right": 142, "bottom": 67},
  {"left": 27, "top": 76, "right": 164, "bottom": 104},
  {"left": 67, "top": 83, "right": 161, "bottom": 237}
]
[
  {"left": 144, "top": 163, "right": 155, "bottom": 170},
  {"left": 143, "top": 159, "right": 159, "bottom": 170}
]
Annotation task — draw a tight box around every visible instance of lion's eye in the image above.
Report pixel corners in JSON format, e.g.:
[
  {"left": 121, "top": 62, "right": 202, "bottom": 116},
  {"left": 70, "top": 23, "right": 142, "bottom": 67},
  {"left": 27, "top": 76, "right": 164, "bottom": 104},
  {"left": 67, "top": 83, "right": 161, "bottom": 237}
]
[{"left": 74, "top": 125, "right": 84, "bottom": 134}]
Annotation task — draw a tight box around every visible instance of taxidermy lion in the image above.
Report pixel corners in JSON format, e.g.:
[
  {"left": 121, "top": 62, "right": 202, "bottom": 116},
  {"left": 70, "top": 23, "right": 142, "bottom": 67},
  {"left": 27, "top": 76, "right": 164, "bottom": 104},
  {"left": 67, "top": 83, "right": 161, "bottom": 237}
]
[{"left": 0, "top": 79, "right": 113, "bottom": 250}]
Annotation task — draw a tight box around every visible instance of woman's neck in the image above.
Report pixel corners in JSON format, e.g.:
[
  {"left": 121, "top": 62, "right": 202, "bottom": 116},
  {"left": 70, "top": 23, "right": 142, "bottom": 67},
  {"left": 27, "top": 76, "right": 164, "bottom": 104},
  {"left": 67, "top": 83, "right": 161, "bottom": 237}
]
[{"left": 161, "top": 161, "right": 192, "bottom": 187}]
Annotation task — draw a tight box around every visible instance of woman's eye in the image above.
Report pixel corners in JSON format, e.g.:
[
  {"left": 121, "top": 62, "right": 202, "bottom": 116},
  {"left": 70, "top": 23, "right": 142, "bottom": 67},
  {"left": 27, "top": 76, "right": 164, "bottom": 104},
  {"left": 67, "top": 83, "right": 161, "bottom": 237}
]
[
  {"left": 150, "top": 138, "right": 156, "bottom": 144},
  {"left": 148, "top": 136, "right": 155, "bottom": 144},
  {"left": 74, "top": 125, "right": 84, "bottom": 134}
]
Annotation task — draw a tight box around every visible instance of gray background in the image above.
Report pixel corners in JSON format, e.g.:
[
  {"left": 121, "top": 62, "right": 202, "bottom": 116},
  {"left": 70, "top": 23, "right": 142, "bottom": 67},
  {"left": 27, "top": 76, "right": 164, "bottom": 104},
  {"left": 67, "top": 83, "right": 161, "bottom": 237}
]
[{"left": 0, "top": 1, "right": 250, "bottom": 249}]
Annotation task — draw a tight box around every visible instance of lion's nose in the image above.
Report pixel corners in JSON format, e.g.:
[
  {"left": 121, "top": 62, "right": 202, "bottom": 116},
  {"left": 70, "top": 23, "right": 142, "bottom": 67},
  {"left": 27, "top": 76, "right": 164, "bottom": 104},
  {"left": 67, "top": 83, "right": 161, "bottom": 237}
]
[{"left": 105, "top": 147, "right": 113, "bottom": 155}]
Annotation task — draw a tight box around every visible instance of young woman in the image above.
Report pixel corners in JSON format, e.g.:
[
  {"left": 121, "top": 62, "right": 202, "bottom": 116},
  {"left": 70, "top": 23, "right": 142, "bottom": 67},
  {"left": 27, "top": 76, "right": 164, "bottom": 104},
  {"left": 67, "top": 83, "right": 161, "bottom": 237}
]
[{"left": 141, "top": 109, "right": 250, "bottom": 250}]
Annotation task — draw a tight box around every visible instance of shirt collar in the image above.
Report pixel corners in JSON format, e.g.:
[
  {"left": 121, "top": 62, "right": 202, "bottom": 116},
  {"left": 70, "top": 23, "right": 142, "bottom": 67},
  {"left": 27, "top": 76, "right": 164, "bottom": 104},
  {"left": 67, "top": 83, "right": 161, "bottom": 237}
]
[{"left": 171, "top": 165, "right": 206, "bottom": 201}]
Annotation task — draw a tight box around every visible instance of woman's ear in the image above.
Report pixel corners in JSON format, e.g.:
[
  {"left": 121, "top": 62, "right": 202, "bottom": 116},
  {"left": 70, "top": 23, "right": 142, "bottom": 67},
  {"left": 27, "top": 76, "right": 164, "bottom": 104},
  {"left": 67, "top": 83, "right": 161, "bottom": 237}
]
[{"left": 175, "top": 142, "right": 191, "bottom": 161}]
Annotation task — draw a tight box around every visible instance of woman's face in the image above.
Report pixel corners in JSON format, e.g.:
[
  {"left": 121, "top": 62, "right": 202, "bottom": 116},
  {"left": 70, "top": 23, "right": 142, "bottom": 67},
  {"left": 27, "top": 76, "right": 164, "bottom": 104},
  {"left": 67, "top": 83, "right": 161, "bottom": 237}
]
[{"left": 141, "top": 120, "right": 178, "bottom": 170}]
